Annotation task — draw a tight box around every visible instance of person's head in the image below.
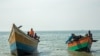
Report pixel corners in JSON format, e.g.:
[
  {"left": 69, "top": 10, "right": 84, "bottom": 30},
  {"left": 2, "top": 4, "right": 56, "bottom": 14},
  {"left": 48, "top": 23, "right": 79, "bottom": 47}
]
[
  {"left": 88, "top": 30, "right": 91, "bottom": 33},
  {"left": 72, "top": 33, "right": 75, "bottom": 36},
  {"left": 31, "top": 28, "right": 33, "bottom": 31},
  {"left": 85, "top": 34, "right": 88, "bottom": 36},
  {"left": 35, "top": 33, "right": 37, "bottom": 35},
  {"left": 27, "top": 31, "right": 29, "bottom": 35}
]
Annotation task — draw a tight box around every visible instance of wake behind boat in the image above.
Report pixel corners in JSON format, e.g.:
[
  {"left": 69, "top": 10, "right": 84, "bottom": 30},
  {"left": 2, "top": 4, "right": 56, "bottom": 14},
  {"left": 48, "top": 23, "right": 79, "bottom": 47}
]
[{"left": 8, "top": 24, "right": 39, "bottom": 56}]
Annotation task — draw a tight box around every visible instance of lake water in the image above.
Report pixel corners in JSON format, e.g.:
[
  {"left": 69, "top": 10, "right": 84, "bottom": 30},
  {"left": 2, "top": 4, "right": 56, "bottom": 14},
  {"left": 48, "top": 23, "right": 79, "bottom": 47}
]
[{"left": 0, "top": 30, "right": 100, "bottom": 56}]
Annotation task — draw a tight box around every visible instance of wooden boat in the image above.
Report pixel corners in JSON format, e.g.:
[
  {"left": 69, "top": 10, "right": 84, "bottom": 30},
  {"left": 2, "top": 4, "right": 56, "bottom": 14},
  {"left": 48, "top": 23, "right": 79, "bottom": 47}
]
[
  {"left": 8, "top": 24, "right": 39, "bottom": 56},
  {"left": 67, "top": 36, "right": 92, "bottom": 52}
]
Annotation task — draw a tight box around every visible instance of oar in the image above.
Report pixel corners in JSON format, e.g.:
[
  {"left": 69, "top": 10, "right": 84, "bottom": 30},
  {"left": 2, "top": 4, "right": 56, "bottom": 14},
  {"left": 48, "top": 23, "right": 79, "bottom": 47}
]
[
  {"left": 92, "top": 40, "right": 98, "bottom": 42},
  {"left": 18, "top": 25, "right": 22, "bottom": 28}
]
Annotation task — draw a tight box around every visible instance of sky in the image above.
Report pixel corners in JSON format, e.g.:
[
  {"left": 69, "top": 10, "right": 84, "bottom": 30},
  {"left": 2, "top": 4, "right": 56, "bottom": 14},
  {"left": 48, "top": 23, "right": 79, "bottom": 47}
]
[{"left": 0, "top": 0, "right": 100, "bottom": 31}]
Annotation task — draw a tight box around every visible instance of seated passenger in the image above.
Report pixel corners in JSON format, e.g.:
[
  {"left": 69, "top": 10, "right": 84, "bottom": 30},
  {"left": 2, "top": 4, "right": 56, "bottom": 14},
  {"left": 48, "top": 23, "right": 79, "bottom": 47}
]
[
  {"left": 34, "top": 33, "right": 40, "bottom": 42},
  {"left": 85, "top": 33, "right": 89, "bottom": 37},
  {"left": 27, "top": 31, "right": 30, "bottom": 36},
  {"left": 66, "top": 34, "right": 75, "bottom": 43}
]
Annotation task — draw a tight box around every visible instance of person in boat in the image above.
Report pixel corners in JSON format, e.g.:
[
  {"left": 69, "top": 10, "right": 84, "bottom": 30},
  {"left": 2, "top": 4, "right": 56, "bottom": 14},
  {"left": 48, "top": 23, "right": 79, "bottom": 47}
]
[
  {"left": 27, "top": 31, "right": 29, "bottom": 35},
  {"left": 88, "top": 30, "right": 93, "bottom": 41},
  {"left": 66, "top": 33, "right": 75, "bottom": 43},
  {"left": 29, "top": 28, "right": 35, "bottom": 37},
  {"left": 73, "top": 35, "right": 80, "bottom": 41},
  {"left": 34, "top": 33, "right": 40, "bottom": 42},
  {"left": 34, "top": 33, "right": 38, "bottom": 39},
  {"left": 78, "top": 35, "right": 83, "bottom": 39},
  {"left": 85, "top": 33, "right": 88, "bottom": 37}
]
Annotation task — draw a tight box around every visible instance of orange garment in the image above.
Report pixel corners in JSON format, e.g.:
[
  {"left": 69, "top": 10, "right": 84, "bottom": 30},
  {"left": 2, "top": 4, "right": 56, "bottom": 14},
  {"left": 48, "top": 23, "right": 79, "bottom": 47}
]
[{"left": 29, "top": 28, "right": 35, "bottom": 37}]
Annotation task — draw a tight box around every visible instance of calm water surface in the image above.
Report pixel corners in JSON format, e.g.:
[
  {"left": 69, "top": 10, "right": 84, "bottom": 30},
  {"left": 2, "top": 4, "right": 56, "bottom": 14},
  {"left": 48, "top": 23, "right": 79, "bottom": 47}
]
[{"left": 0, "top": 30, "right": 100, "bottom": 56}]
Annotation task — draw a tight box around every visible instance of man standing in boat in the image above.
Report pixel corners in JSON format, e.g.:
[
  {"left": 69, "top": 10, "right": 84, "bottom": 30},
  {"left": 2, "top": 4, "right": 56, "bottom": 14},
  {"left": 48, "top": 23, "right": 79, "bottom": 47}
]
[
  {"left": 28, "top": 28, "right": 40, "bottom": 42},
  {"left": 88, "top": 30, "right": 93, "bottom": 41},
  {"left": 29, "top": 28, "right": 35, "bottom": 37}
]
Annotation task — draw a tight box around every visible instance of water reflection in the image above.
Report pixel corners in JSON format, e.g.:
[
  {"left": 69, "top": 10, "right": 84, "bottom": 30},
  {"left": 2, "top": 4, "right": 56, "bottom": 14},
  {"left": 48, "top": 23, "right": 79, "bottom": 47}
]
[
  {"left": 68, "top": 51, "right": 93, "bottom": 56},
  {"left": 23, "top": 53, "right": 39, "bottom": 56},
  {"left": 10, "top": 52, "right": 40, "bottom": 56}
]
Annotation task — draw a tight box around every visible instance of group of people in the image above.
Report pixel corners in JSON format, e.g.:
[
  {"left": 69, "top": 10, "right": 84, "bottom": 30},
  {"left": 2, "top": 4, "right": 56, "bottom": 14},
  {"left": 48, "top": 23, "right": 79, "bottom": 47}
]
[
  {"left": 27, "top": 29, "right": 93, "bottom": 43},
  {"left": 18, "top": 25, "right": 40, "bottom": 42},
  {"left": 66, "top": 30, "right": 93, "bottom": 43},
  {"left": 27, "top": 28, "right": 40, "bottom": 42}
]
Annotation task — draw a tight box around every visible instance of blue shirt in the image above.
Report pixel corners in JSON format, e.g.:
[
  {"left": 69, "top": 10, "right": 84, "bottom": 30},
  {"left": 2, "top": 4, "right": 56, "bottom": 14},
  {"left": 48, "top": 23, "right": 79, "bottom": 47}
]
[{"left": 66, "top": 36, "right": 73, "bottom": 43}]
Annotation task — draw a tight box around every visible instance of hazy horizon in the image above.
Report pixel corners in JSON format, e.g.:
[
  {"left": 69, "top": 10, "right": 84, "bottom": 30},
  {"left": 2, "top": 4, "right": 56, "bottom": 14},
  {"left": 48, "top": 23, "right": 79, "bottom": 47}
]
[
  {"left": 0, "top": 29, "right": 100, "bottom": 32},
  {"left": 0, "top": 0, "right": 100, "bottom": 31}
]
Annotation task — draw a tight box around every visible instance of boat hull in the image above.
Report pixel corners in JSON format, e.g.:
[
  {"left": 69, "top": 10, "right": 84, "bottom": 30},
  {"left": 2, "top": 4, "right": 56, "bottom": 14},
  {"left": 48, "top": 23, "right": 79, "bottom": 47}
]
[
  {"left": 8, "top": 24, "right": 38, "bottom": 55},
  {"left": 10, "top": 42, "right": 37, "bottom": 55},
  {"left": 67, "top": 36, "right": 92, "bottom": 52}
]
